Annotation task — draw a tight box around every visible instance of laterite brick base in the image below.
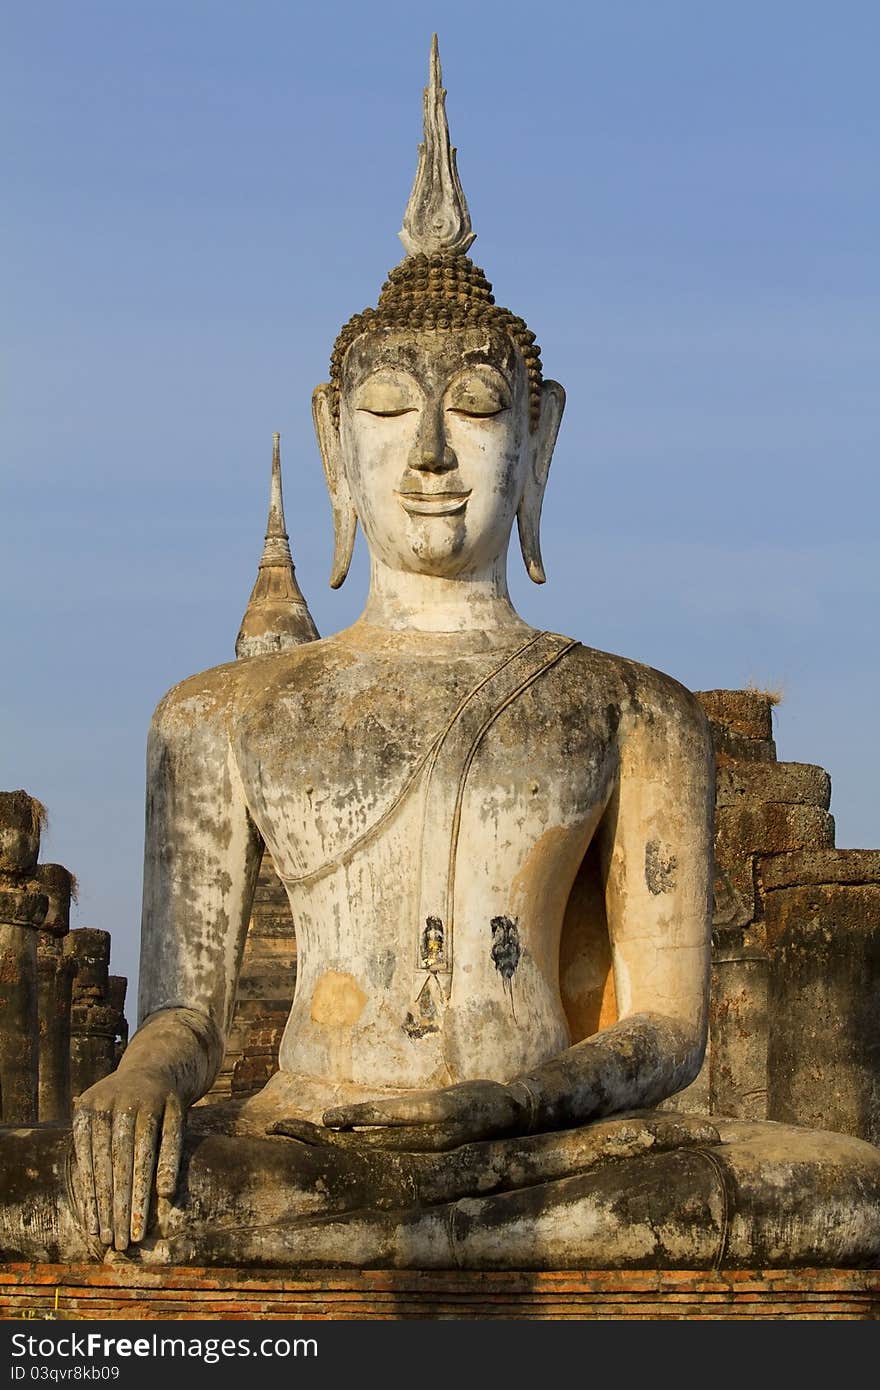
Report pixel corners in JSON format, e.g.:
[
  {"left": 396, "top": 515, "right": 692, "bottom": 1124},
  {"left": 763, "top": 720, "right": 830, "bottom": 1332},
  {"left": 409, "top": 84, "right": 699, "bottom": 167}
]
[{"left": 1, "top": 1266, "right": 878, "bottom": 1320}]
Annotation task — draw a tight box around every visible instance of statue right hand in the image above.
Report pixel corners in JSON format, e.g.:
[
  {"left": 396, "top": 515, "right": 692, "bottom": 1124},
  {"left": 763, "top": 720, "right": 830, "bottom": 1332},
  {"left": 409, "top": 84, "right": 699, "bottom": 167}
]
[{"left": 71, "top": 1070, "right": 185, "bottom": 1252}]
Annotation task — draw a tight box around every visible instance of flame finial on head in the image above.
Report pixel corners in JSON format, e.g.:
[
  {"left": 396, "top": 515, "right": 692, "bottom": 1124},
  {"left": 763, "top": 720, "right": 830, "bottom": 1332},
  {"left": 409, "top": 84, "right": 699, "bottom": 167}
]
[{"left": 399, "top": 35, "right": 475, "bottom": 258}]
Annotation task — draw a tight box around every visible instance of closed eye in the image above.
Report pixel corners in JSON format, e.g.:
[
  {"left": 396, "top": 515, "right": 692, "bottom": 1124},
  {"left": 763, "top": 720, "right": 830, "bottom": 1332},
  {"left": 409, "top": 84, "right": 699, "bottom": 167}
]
[
  {"left": 358, "top": 406, "right": 418, "bottom": 417},
  {"left": 446, "top": 405, "right": 508, "bottom": 419}
]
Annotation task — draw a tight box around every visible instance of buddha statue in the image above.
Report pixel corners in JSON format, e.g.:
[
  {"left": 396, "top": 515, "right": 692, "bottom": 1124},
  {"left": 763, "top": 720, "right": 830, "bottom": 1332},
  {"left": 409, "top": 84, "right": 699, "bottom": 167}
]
[{"left": 3, "top": 39, "right": 879, "bottom": 1273}]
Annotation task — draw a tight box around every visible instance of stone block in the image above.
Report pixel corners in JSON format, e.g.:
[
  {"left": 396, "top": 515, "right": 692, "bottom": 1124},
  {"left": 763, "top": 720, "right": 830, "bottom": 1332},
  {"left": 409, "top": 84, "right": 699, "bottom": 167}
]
[
  {"left": 760, "top": 848, "right": 880, "bottom": 892},
  {"left": 695, "top": 690, "right": 775, "bottom": 742},
  {"left": 716, "top": 803, "right": 835, "bottom": 861},
  {"left": 66, "top": 928, "right": 110, "bottom": 997},
  {"left": 247, "top": 913, "right": 297, "bottom": 941},
  {"left": 231, "top": 1054, "right": 276, "bottom": 1094},
  {"left": 69, "top": 1027, "right": 117, "bottom": 1100},
  {"left": 712, "top": 864, "right": 754, "bottom": 930},
  {"left": 708, "top": 726, "right": 777, "bottom": 767},
  {"left": 715, "top": 763, "right": 831, "bottom": 811},
  {"left": 36, "top": 936, "right": 75, "bottom": 1122},
  {"left": 0, "top": 876, "right": 49, "bottom": 929},
  {"left": 244, "top": 938, "right": 297, "bottom": 966},
  {"left": 234, "top": 967, "right": 296, "bottom": 1002},
  {"left": 239, "top": 1024, "right": 284, "bottom": 1050},
  {"left": 712, "top": 855, "right": 757, "bottom": 926},
  {"left": 227, "top": 997, "right": 291, "bottom": 1024},
  {"left": 765, "top": 883, "right": 880, "bottom": 1144},
  {"left": 0, "top": 791, "right": 44, "bottom": 875},
  {"left": 764, "top": 880, "right": 880, "bottom": 945},
  {"left": 35, "top": 863, "right": 74, "bottom": 934},
  {"left": 0, "top": 922, "right": 38, "bottom": 1122},
  {"left": 708, "top": 926, "right": 768, "bottom": 1120}
]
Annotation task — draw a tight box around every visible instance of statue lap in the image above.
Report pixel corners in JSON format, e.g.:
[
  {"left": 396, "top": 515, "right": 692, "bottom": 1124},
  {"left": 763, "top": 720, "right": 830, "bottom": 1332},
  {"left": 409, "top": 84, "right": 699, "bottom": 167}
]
[{"left": 3, "top": 1113, "right": 879, "bottom": 1268}]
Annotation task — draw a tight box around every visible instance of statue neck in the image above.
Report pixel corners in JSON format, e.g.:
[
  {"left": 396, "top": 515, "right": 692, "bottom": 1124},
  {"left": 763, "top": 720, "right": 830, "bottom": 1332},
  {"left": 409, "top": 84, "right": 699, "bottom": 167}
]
[{"left": 361, "top": 554, "right": 529, "bottom": 634}]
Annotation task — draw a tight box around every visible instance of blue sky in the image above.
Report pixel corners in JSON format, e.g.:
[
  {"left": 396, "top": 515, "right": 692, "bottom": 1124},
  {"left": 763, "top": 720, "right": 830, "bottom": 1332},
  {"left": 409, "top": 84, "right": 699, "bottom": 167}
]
[{"left": 3, "top": 1, "right": 878, "bottom": 1001}]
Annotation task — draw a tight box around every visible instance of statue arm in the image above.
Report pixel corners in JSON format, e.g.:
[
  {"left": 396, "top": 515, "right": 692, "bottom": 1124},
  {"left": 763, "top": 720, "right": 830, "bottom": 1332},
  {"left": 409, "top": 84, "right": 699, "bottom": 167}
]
[
  {"left": 136, "top": 673, "right": 265, "bottom": 1078},
  {"left": 507, "top": 675, "right": 714, "bottom": 1129},
  {"left": 72, "top": 670, "right": 264, "bottom": 1249}
]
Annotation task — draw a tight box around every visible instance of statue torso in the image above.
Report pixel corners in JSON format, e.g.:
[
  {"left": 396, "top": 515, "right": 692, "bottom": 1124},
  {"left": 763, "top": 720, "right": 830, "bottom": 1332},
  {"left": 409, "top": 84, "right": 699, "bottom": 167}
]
[{"left": 227, "top": 623, "right": 621, "bottom": 1115}]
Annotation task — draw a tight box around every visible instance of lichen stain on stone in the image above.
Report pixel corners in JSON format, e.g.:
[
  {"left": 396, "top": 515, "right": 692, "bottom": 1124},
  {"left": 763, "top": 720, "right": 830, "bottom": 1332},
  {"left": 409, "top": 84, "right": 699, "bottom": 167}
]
[
  {"left": 309, "top": 971, "right": 367, "bottom": 1027},
  {"left": 645, "top": 840, "right": 677, "bottom": 895},
  {"left": 403, "top": 977, "right": 441, "bottom": 1039},
  {"left": 490, "top": 916, "right": 522, "bottom": 1016}
]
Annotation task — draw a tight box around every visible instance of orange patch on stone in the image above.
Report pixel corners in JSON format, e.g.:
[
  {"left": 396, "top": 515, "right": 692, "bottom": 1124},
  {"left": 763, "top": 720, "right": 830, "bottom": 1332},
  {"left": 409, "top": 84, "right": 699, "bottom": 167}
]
[
  {"left": 310, "top": 971, "right": 367, "bottom": 1026},
  {"left": 510, "top": 825, "right": 591, "bottom": 978}
]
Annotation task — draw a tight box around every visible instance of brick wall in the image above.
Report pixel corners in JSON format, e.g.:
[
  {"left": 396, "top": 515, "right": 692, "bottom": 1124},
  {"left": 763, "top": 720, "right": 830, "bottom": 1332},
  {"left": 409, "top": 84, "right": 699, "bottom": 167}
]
[{"left": 0, "top": 1264, "right": 877, "bottom": 1320}]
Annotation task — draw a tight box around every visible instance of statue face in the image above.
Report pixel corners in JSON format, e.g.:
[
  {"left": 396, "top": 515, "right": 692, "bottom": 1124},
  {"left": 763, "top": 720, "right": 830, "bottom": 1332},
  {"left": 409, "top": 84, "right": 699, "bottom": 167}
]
[{"left": 339, "top": 329, "right": 529, "bottom": 577}]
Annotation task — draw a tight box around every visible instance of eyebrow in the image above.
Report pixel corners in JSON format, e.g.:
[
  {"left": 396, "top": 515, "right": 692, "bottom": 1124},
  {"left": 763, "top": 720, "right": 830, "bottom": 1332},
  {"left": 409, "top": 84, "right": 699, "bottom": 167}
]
[{"left": 449, "top": 360, "right": 512, "bottom": 380}]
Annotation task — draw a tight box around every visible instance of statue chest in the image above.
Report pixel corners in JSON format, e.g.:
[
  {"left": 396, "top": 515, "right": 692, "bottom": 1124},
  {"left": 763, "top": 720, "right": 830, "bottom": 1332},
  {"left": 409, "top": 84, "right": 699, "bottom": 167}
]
[
  {"left": 231, "top": 639, "right": 614, "bottom": 893},
  {"left": 233, "top": 639, "right": 617, "bottom": 1088}
]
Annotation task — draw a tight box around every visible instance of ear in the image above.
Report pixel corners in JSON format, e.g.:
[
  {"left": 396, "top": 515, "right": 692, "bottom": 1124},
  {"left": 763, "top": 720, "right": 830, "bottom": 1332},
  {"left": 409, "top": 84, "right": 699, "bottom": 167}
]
[
  {"left": 312, "top": 383, "right": 357, "bottom": 589},
  {"left": 517, "top": 379, "right": 565, "bottom": 584}
]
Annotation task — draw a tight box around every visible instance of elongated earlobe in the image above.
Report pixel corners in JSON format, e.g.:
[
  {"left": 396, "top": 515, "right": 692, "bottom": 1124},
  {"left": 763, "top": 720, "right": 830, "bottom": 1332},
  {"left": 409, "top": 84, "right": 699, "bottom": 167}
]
[
  {"left": 517, "top": 379, "right": 565, "bottom": 584},
  {"left": 312, "top": 383, "right": 357, "bottom": 588}
]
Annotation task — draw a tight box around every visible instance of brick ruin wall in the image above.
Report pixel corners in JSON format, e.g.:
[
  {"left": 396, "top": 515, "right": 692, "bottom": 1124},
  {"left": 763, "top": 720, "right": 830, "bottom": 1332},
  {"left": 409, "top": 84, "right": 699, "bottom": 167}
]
[
  {"left": 209, "top": 689, "right": 880, "bottom": 1147},
  {"left": 0, "top": 792, "right": 128, "bottom": 1125},
  {"left": 208, "top": 854, "right": 296, "bottom": 1100},
  {"left": 668, "top": 689, "right": 879, "bottom": 1143}
]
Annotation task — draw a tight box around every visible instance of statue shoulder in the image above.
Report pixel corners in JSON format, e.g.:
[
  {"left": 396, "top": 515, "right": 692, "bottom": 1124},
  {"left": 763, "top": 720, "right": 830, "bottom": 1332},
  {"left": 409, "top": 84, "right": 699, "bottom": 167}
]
[
  {"left": 559, "top": 640, "right": 711, "bottom": 751},
  {"left": 149, "top": 640, "right": 332, "bottom": 738},
  {"left": 150, "top": 658, "right": 242, "bottom": 736}
]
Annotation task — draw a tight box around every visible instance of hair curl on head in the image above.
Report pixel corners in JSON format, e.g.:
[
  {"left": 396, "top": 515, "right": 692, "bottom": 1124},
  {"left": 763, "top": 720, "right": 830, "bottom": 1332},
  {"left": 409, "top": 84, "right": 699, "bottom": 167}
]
[{"left": 329, "top": 253, "right": 543, "bottom": 429}]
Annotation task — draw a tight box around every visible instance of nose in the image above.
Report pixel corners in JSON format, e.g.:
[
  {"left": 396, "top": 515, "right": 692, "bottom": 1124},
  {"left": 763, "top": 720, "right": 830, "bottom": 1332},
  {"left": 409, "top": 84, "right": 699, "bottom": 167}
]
[{"left": 411, "top": 403, "right": 456, "bottom": 473}]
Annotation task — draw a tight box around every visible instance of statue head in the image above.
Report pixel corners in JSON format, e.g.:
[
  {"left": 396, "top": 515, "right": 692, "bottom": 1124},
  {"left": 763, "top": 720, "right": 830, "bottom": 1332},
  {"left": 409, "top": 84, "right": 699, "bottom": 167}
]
[{"left": 313, "top": 38, "right": 565, "bottom": 590}]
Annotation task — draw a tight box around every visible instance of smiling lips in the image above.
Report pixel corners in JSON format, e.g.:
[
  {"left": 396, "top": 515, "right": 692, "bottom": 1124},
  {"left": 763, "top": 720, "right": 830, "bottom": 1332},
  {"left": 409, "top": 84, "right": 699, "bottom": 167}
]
[{"left": 396, "top": 490, "right": 471, "bottom": 516}]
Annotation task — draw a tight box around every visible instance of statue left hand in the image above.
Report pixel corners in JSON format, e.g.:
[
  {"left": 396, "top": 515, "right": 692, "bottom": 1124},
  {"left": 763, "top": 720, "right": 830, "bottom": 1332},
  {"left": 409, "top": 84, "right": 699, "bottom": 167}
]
[{"left": 274, "top": 1080, "right": 527, "bottom": 1152}]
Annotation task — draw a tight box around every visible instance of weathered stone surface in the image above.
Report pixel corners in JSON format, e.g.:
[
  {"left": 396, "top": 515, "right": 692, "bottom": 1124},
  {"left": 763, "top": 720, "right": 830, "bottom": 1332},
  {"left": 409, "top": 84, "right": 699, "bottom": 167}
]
[
  {"left": 761, "top": 848, "right": 880, "bottom": 891},
  {"left": 712, "top": 854, "right": 757, "bottom": 928},
  {"left": 399, "top": 37, "right": 475, "bottom": 260},
  {"left": 716, "top": 803, "right": 835, "bottom": 859},
  {"left": 4, "top": 1115, "right": 880, "bottom": 1271},
  {"left": 708, "top": 926, "right": 768, "bottom": 1120},
  {"left": 107, "top": 975, "right": 129, "bottom": 1064},
  {"left": 231, "top": 1053, "right": 276, "bottom": 1095},
  {"left": 37, "top": 936, "right": 75, "bottom": 1122},
  {"left": 0, "top": 923, "right": 39, "bottom": 1123},
  {"left": 67, "top": 927, "right": 110, "bottom": 995},
  {"left": 694, "top": 691, "right": 777, "bottom": 766},
  {"left": 233, "top": 968, "right": 296, "bottom": 1003},
  {"left": 67, "top": 929, "right": 117, "bottom": 1099},
  {"left": 695, "top": 690, "right": 775, "bottom": 742},
  {"left": 0, "top": 875, "right": 49, "bottom": 929},
  {"left": 766, "top": 884, "right": 880, "bottom": 1145},
  {"left": 0, "top": 797, "right": 49, "bottom": 1124},
  {"left": 35, "top": 863, "right": 73, "bottom": 934},
  {"left": 715, "top": 762, "right": 831, "bottom": 810},
  {"left": 0, "top": 791, "right": 44, "bottom": 875},
  {"left": 711, "top": 865, "right": 752, "bottom": 936},
  {"left": 710, "top": 728, "right": 777, "bottom": 766},
  {"left": 764, "top": 881, "right": 880, "bottom": 945}
]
